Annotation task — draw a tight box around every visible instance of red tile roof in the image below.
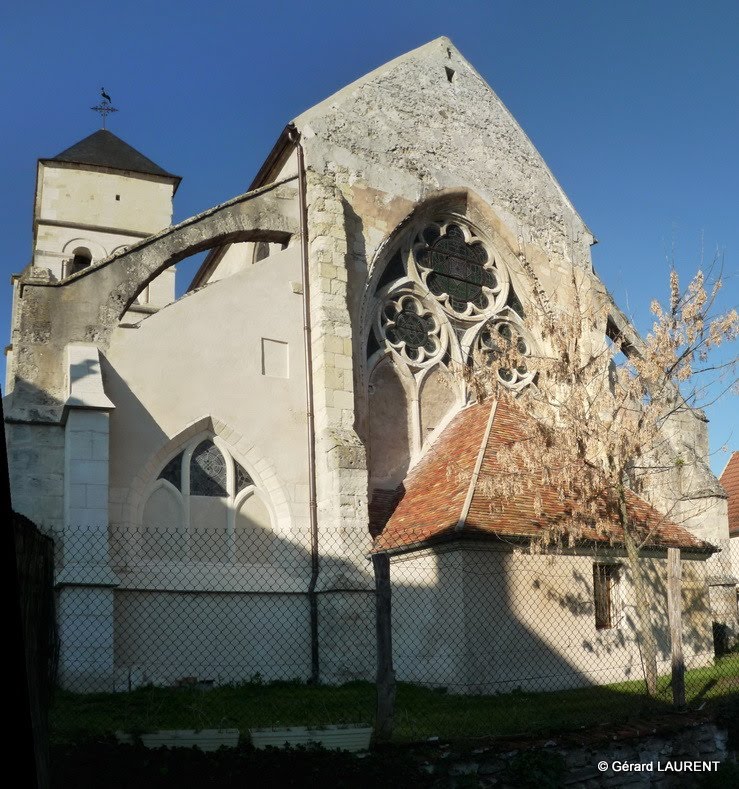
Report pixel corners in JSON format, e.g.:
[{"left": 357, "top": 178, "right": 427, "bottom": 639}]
[
  {"left": 719, "top": 452, "right": 739, "bottom": 537},
  {"left": 372, "top": 399, "right": 713, "bottom": 555}
]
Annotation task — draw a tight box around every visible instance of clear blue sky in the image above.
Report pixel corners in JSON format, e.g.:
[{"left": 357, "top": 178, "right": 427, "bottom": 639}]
[{"left": 2, "top": 1, "right": 737, "bottom": 475}]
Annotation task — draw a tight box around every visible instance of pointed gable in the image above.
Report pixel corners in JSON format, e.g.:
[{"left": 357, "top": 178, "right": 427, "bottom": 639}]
[{"left": 293, "top": 36, "right": 594, "bottom": 269}]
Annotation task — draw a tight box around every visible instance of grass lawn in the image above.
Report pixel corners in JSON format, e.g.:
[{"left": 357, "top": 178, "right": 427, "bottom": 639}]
[{"left": 50, "top": 653, "right": 738, "bottom": 743}]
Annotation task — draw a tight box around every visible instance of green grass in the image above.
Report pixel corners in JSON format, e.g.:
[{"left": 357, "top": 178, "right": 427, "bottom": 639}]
[{"left": 50, "top": 654, "right": 738, "bottom": 744}]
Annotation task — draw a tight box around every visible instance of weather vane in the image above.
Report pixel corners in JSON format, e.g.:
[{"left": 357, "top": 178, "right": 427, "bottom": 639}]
[{"left": 91, "top": 88, "right": 118, "bottom": 129}]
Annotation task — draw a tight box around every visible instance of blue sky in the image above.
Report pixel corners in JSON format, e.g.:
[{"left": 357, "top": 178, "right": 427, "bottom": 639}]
[{"left": 1, "top": 1, "right": 737, "bottom": 474}]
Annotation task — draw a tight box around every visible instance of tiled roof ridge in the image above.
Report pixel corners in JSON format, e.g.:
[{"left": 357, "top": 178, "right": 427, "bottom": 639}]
[
  {"left": 373, "top": 398, "right": 714, "bottom": 555},
  {"left": 456, "top": 398, "right": 498, "bottom": 532}
]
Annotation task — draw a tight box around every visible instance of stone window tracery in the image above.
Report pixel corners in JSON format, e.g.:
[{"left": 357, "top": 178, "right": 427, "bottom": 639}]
[
  {"left": 477, "top": 319, "right": 535, "bottom": 389},
  {"left": 190, "top": 441, "right": 228, "bottom": 497},
  {"left": 144, "top": 435, "right": 269, "bottom": 565},
  {"left": 368, "top": 213, "right": 533, "bottom": 389},
  {"left": 413, "top": 223, "right": 502, "bottom": 317},
  {"left": 235, "top": 462, "right": 254, "bottom": 494},
  {"left": 157, "top": 439, "right": 253, "bottom": 500},
  {"left": 158, "top": 452, "right": 183, "bottom": 489},
  {"left": 365, "top": 209, "right": 537, "bottom": 487},
  {"left": 381, "top": 294, "right": 441, "bottom": 364}
]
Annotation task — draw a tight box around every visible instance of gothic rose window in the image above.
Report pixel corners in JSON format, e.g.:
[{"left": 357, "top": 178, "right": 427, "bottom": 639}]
[
  {"left": 381, "top": 294, "right": 441, "bottom": 364},
  {"left": 368, "top": 214, "right": 535, "bottom": 394},
  {"left": 415, "top": 224, "right": 498, "bottom": 314},
  {"left": 478, "top": 319, "right": 534, "bottom": 388}
]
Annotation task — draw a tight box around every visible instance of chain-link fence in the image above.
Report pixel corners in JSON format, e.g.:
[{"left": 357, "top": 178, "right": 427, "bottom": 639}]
[
  {"left": 387, "top": 539, "right": 738, "bottom": 739},
  {"left": 49, "top": 526, "right": 739, "bottom": 742}
]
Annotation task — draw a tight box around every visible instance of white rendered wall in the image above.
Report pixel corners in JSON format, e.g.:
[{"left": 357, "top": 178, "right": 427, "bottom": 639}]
[
  {"left": 391, "top": 546, "right": 714, "bottom": 694},
  {"left": 105, "top": 245, "right": 309, "bottom": 544},
  {"left": 36, "top": 163, "right": 174, "bottom": 236}
]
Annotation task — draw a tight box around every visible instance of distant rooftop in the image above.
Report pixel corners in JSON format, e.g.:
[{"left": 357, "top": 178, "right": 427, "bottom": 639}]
[
  {"left": 719, "top": 451, "right": 739, "bottom": 537},
  {"left": 44, "top": 129, "right": 180, "bottom": 187}
]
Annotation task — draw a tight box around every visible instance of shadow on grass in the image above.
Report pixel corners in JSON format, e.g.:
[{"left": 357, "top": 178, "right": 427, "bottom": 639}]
[{"left": 50, "top": 654, "right": 738, "bottom": 744}]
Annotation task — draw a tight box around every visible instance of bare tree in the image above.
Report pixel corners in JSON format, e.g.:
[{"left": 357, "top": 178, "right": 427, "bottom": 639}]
[{"left": 464, "top": 258, "right": 738, "bottom": 696}]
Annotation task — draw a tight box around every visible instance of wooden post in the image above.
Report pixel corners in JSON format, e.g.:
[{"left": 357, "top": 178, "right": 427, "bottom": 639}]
[
  {"left": 667, "top": 547, "right": 686, "bottom": 708},
  {"left": 373, "top": 553, "right": 396, "bottom": 741}
]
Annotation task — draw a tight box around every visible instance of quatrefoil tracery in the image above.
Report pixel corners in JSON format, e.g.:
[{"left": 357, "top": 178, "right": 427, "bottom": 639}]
[{"left": 369, "top": 217, "right": 536, "bottom": 392}]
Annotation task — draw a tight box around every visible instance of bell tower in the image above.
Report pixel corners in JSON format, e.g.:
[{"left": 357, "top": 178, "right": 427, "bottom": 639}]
[
  {"left": 31, "top": 128, "right": 181, "bottom": 302},
  {"left": 5, "top": 120, "right": 181, "bottom": 393}
]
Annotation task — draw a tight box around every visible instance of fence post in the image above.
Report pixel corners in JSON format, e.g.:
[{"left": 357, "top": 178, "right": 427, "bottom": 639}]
[
  {"left": 373, "top": 553, "right": 396, "bottom": 741},
  {"left": 667, "top": 547, "right": 686, "bottom": 707}
]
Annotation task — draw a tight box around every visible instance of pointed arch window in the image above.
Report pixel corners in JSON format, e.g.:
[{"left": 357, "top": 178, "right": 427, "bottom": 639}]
[
  {"left": 147, "top": 435, "right": 262, "bottom": 565},
  {"left": 157, "top": 440, "right": 253, "bottom": 498},
  {"left": 190, "top": 441, "right": 228, "bottom": 496},
  {"left": 363, "top": 209, "right": 536, "bottom": 490}
]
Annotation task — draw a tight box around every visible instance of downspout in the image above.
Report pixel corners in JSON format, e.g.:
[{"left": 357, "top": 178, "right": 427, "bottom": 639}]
[{"left": 288, "top": 125, "right": 321, "bottom": 684}]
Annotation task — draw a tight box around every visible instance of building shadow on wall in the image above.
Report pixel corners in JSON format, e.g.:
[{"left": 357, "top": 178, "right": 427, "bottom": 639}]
[
  {"left": 98, "top": 354, "right": 169, "bottom": 489},
  {"left": 47, "top": 510, "right": 733, "bottom": 741}
]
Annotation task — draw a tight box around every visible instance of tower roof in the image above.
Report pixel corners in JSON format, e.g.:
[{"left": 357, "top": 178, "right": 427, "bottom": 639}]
[{"left": 43, "top": 129, "right": 180, "bottom": 185}]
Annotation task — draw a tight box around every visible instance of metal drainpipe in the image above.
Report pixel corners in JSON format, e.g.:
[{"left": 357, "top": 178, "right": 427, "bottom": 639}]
[{"left": 288, "top": 125, "right": 321, "bottom": 684}]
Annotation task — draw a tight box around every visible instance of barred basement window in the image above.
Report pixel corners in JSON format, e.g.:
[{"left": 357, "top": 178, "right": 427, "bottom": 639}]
[{"left": 593, "top": 563, "right": 621, "bottom": 630}]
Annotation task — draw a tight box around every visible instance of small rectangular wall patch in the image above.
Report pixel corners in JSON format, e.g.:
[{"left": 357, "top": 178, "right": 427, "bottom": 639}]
[{"left": 261, "top": 338, "right": 289, "bottom": 378}]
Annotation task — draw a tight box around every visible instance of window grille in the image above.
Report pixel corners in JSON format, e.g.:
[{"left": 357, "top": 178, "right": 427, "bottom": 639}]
[{"left": 593, "top": 563, "right": 621, "bottom": 630}]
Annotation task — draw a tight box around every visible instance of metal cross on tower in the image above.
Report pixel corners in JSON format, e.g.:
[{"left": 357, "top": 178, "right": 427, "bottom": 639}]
[{"left": 90, "top": 88, "right": 118, "bottom": 129}]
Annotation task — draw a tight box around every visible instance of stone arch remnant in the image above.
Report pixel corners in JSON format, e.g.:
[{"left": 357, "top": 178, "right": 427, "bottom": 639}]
[{"left": 9, "top": 179, "right": 299, "bottom": 422}]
